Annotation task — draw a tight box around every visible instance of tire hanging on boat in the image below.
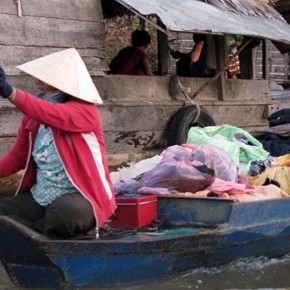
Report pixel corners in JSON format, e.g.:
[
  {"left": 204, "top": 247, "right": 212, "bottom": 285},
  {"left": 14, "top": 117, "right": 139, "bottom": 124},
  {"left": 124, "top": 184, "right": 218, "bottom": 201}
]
[{"left": 167, "top": 105, "right": 216, "bottom": 146}]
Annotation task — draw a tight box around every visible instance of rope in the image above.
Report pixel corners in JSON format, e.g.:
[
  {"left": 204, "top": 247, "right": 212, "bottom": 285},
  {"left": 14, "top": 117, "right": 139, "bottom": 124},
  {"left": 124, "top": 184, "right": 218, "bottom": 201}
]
[
  {"left": 173, "top": 75, "right": 202, "bottom": 123},
  {"left": 191, "top": 38, "right": 254, "bottom": 99},
  {"left": 172, "top": 38, "right": 254, "bottom": 123},
  {"left": 168, "top": 37, "right": 256, "bottom": 130},
  {"left": 14, "top": 0, "right": 22, "bottom": 17}
]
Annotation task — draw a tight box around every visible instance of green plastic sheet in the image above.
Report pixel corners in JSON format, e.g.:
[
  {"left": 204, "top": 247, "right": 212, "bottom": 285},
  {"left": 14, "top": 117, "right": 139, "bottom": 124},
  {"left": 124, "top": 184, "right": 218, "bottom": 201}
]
[{"left": 187, "top": 125, "right": 269, "bottom": 174}]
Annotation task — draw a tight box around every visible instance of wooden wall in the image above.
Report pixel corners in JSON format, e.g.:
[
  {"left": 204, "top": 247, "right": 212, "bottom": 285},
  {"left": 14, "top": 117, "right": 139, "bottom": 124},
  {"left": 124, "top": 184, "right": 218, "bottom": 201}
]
[
  {"left": 2, "top": 73, "right": 290, "bottom": 163},
  {"left": 0, "top": 0, "right": 107, "bottom": 191},
  {"left": 0, "top": 0, "right": 107, "bottom": 78},
  {"left": 256, "top": 40, "right": 289, "bottom": 82},
  {"left": 1, "top": 0, "right": 290, "bottom": 174}
]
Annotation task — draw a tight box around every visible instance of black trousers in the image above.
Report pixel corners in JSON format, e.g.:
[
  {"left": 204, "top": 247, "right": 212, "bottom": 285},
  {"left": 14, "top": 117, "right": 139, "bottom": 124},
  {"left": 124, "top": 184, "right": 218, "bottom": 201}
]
[{"left": 0, "top": 191, "right": 95, "bottom": 238}]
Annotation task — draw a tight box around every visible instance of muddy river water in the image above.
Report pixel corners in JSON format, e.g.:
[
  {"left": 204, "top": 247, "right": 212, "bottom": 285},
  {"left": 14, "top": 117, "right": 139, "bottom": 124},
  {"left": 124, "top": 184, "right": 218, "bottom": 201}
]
[{"left": 1, "top": 255, "right": 290, "bottom": 290}]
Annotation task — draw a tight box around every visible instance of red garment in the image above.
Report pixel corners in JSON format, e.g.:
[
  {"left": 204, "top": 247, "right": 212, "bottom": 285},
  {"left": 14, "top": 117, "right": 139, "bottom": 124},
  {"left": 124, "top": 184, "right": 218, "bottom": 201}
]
[
  {"left": 0, "top": 89, "right": 116, "bottom": 228},
  {"left": 109, "top": 46, "right": 150, "bottom": 75},
  {"left": 208, "top": 178, "right": 255, "bottom": 195},
  {"left": 227, "top": 55, "right": 240, "bottom": 76}
]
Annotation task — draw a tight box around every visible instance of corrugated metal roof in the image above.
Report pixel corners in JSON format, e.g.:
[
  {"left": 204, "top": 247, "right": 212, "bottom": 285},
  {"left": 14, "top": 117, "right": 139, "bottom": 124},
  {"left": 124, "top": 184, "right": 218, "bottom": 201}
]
[{"left": 115, "top": 0, "right": 290, "bottom": 44}]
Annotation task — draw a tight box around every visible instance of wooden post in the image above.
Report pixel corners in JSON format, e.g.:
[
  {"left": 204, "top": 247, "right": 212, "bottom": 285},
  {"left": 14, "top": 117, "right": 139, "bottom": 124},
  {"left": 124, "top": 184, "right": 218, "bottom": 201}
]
[
  {"left": 284, "top": 53, "right": 288, "bottom": 82},
  {"left": 157, "top": 19, "right": 169, "bottom": 75},
  {"left": 215, "top": 35, "right": 226, "bottom": 100},
  {"left": 252, "top": 47, "right": 257, "bottom": 80},
  {"left": 262, "top": 39, "right": 269, "bottom": 80}
]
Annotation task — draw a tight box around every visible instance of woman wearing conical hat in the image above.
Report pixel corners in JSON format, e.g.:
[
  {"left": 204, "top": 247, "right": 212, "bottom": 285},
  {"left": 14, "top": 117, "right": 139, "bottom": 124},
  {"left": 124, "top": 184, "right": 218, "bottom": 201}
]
[{"left": 0, "top": 48, "right": 116, "bottom": 239}]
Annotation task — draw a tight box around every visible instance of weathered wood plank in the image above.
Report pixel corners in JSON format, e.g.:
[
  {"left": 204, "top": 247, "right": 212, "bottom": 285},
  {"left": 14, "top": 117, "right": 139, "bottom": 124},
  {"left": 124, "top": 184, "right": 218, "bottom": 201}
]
[
  {"left": 95, "top": 75, "right": 273, "bottom": 102},
  {"left": 226, "top": 79, "right": 271, "bottom": 101},
  {"left": 0, "top": 0, "right": 107, "bottom": 76},
  {"left": 0, "top": 100, "right": 177, "bottom": 136},
  {"left": 95, "top": 75, "right": 173, "bottom": 101},
  {"left": 207, "top": 104, "right": 269, "bottom": 128},
  {"left": 0, "top": 46, "right": 105, "bottom": 68},
  {"left": 1, "top": 75, "right": 289, "bottom": 166},
  {"left": 0, "top": 15, "right": 104, "bottom": 48},
  {"left": 95, "top": 75, "right": 219, "bottom": 101},
  {"left": 99, "top": 105, "right": 177, "bottom": 131},
  {"left": 0, "top": 137, "right": 16, "bottom": 157},
  {"left": 0, "top": 76, "right": 37, "bottom": 96},
  {"left": 0, "top": 106, "right": 22, "bottom": 136},
  {"left": 104, "top": 130, "right": 166, "bottom": 154},
  {"left": 0, "top": 101, "right": 275, "bottom": 154},
  {"left": 1, "top": 48, "right": 107, "bottom": 76},
  {"left": 1, "top": 0, "right": 104, "bottom": 22},
  {"left": 207, "top": 101, "right": 290, "bottom": 126},
  {"left": 1, "top": 75, "right": 287, "bottom": 137}
]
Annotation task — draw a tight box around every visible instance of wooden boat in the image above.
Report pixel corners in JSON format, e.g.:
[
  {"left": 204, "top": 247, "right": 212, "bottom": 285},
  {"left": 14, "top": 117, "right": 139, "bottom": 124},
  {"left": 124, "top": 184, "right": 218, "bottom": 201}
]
[{"left": 1, "top": 195, "right": 290, "bottom": 288}]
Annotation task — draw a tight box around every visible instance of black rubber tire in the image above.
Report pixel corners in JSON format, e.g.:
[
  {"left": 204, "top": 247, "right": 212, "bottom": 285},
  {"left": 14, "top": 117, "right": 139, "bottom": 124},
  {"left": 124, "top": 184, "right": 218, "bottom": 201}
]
[{"left": 167, "top": 105, "right": 216, "bottom": 146}]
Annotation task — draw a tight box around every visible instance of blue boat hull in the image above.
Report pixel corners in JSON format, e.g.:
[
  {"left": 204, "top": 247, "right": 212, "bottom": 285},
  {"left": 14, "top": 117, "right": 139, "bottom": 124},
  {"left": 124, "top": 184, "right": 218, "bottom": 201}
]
[{"left": 0, "top": 196, "right": 290, "bottom": 288}]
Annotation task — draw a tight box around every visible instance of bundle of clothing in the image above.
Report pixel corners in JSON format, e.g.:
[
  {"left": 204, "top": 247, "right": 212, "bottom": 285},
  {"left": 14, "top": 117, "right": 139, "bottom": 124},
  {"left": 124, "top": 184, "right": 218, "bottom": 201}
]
[
  {"left": 251, "top": 109, "right": 290, "bottom": 157},
  {"left": 111, "top": 142, "right": 288, "bottom": 202}
]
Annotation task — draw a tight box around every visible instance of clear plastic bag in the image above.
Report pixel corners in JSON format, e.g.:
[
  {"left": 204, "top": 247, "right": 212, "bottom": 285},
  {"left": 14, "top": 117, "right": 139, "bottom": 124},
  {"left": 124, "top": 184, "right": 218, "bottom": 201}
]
[
  {"left": 137, "top": 159, "right": 215, "bottom": 193},
  {"left": 183, "top": 144, "right": 239, "bottom": 182}
]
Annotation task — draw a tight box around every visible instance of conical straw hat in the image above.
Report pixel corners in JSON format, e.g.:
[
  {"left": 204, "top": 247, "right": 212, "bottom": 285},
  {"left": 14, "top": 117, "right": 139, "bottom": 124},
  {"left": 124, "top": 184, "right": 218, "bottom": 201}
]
[{"left": 17, "top": 48, "right": 103, "bottom": 104}]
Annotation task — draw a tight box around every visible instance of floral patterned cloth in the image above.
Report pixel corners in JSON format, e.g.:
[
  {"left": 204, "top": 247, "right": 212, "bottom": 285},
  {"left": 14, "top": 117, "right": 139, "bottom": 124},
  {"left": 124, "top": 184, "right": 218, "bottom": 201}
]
[{"left": 30, "top": 124, "right": 77, "bottom": 206}]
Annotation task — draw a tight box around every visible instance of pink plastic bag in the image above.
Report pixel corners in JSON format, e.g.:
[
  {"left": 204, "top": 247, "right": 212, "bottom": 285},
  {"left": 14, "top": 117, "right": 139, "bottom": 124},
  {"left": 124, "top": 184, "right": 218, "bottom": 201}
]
[
  {"left": 183, "top": 144, "right": 239, "bottom": 182},
  {"left": 137, "top": 159, "right": 215, "bottom": 193},
  {"left": 159, "top": 145, "right": 192, "bottom": 162},
  {"left": 208, "top": 177, "right": 255, "bottom": 195}
]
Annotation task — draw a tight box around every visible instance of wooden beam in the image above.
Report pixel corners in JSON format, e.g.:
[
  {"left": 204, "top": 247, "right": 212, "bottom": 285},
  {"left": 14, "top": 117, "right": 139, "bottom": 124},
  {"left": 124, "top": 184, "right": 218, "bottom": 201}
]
[
  {"left": 262, "top": 39, "right": 269, "bottom": 80},
  {"left": 215, "top": 35, "right": 226, "bottom": 100},
  {"left": 157, "top": 19, "right": 169, "bottom": 75}
]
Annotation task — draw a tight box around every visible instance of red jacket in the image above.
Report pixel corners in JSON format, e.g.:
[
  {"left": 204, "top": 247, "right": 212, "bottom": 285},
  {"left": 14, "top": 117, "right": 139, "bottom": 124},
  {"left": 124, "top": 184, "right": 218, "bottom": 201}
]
[
  {"left": 109, "top": 46, "right": 150, "bottom": 75},
  {"left": 0, "top": 89, "right": 116, "bottom": 229}
]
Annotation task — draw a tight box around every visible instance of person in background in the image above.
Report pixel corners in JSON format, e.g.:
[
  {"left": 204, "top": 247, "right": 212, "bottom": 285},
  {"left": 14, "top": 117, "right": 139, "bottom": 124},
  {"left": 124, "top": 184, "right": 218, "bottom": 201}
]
[
  {"left": 170, "top": 34, "right": 212, "bottom": 77},
  {"left": 226, "top": 34, "right": 243, "bottom": 79},
  {"left": 239, "top": 37, "right": 261, "bottom": 79},
  {"left": 0, "top": 48, "right": 116, "bottom": 239},
  {"left": 109, "top": 29, "right": 154, "bottom": 76}
]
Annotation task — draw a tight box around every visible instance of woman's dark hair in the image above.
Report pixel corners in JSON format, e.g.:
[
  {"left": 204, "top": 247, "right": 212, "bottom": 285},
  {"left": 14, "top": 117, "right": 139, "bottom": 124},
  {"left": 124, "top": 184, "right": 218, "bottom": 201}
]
[{"left": 131, "top": 30, "right": 151, "bottom": 47}]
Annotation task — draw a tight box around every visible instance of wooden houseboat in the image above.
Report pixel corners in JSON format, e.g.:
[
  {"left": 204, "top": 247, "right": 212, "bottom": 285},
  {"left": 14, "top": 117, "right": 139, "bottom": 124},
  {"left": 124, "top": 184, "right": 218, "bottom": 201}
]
[{"left": 1, "top": 0, "right": 290, "bottom": 185}]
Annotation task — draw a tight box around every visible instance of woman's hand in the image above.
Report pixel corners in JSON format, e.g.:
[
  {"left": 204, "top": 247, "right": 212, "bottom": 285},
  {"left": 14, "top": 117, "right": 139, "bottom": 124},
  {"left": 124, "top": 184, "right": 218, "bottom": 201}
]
[{"left": 0, "top": 66, "right": 13, "bottom": 99}]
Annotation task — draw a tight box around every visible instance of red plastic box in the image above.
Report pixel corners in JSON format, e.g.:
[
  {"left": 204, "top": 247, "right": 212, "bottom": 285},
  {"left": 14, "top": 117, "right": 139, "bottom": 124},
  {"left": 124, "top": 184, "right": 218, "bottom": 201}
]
[{"left": 109, "top": 195, "right": 158, "bottom": 227}]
